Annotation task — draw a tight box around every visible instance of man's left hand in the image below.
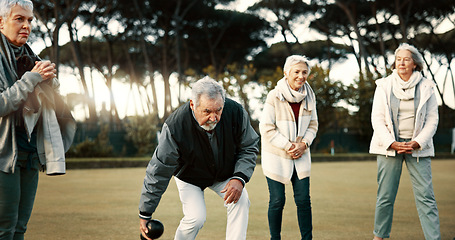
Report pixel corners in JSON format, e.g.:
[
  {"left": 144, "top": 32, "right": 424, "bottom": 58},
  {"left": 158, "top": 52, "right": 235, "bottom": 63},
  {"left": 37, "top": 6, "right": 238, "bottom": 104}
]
[{"left": 221, "top": 179, "right": 244, "bottom": 204}]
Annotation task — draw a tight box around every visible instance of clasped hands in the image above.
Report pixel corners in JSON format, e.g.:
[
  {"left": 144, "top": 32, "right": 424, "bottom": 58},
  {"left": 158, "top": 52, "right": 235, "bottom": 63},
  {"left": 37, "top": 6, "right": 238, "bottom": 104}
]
[
  {"left": 287, "top": 142, "right": 308, "bottom": 159},
  {"left": 31, "top": 60, "right": 57, "bottom": 81},
  {"left": 390, "top": 140, "right": 420, "bottom": 154}
]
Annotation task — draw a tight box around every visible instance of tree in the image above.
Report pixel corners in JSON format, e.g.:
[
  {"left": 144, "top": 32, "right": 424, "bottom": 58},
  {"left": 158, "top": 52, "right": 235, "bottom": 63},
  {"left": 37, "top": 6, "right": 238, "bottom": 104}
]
[
  {"left": 309, "top": 0, "right": 455, "bottom": 133},
  {"left": 310, "top": 65, "right": 350, "bottom": 136},
  {"left": 248, "top": 0, "right": 313, "bottom": 55},
  {"left": 123, "top": 114, "right": 160, "bottom": 157},
  {"left": 33, "top": 0, "right": 454, "bottom": 137},
  {"left": 310, "top": 0, "right": 377, "bottom": 78},
  {"left": 33, "top": 0, "right": 99, "bottom": 124},
  {"left": 115, "top": 0, "right": 274, "bottom": 120},
  {"left": 345, "top": 71, "right": 378, "bottom": 140},
  {"left": 253, "top": 40, "right": 350, "bottom": 72}
]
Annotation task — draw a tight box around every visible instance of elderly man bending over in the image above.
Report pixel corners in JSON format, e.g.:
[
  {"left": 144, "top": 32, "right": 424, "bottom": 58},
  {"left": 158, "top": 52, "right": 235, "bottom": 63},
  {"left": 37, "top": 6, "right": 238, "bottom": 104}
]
[{"left": 138, "top": 77, "right": 259, "bottom": 240}]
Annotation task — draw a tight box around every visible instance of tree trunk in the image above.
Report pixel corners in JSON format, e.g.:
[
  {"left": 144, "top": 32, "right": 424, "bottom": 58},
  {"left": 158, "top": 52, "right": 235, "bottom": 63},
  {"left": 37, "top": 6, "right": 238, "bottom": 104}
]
[
  {"left": 371, "top": 2, "right": 388, "bottom": 75},
  {"left": 394, "top": 0, "right": 412, "bottom": 42},
  {"left": 162, "top": 30, "right": 173, "bottom": 119},
  {"left": 132, "top": 0, "right": 159, "bottom": 116},
  {"left": 104, "top": 39, "right": 121, "bottom": 127},
  {"left": 67, "top": 24, "right": 98, "bottom": 124},
  {"left": 336, "top": 0, "right": 371, "bottom": 76},
  {"left": 173, "top": 0, "right": 199, "bottom": 104}
]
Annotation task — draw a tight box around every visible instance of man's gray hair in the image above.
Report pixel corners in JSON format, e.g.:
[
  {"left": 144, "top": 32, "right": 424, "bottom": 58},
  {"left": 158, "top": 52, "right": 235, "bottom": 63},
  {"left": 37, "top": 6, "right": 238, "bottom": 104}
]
[
  {"left": 0, "top": 0, "right": 33, "bottom": 19},
  {"left": 191, "top": 76, "right": 226, "bottom": 108},
  {"left": 283, "top": 55, "right": 310, "bottom": 76},
  {"left": 391, "top": 43, "right": 425, "bottom": 72}
]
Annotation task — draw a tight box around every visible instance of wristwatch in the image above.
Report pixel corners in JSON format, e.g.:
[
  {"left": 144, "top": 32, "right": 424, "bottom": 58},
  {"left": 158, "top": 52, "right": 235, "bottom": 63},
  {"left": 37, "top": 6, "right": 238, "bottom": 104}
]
[{"left": 302, "top": 139, "right": 309, "bottom": 148}]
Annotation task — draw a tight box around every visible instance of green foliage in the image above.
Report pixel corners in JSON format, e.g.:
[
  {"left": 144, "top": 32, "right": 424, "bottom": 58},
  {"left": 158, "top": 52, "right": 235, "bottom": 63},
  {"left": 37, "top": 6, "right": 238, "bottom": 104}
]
[
  {"left": 67, "top": 125, "right": 114, "bottom": 158},
  {"left": 256, "top": 63, "right": 352, "bottom": 134},
  {"left": 257, "top": 66, "right": 284, "bottom": 93},
  {"left": 253, "top": 41, "right": 350, "bottom": 72},
  {"left": 345, "top": 71, "right": 379, "bottom": 139},
  {"left": 123, "top": 114, "right": 160, "bottom": 157},
  {"left": 310, "top": 65, "right": 351, "bottom": 136},
  {"left": 32, "top": 0, "right": 455, "bottom": 144}
]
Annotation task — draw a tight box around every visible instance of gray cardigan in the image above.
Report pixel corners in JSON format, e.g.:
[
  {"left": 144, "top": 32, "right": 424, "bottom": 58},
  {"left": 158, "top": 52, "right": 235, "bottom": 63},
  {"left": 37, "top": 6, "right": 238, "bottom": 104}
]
[
  {"left": 0, "top": 68, "right": 43, "bottom": 173},
  {"left": 0, "top": 52, "right": 75, "bottom": 174}
]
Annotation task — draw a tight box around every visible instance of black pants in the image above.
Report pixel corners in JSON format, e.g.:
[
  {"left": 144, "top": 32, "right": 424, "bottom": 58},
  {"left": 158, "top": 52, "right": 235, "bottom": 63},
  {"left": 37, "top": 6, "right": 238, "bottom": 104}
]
[{"left": 266, "top": 169, "right": 312, "bottom": 240}]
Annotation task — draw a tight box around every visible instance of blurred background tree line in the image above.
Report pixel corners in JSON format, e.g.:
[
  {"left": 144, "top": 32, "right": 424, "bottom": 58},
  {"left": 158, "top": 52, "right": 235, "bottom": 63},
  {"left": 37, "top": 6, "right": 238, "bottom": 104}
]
[{"left": 29, "top": 0, "right": 455, "bottom": 157}]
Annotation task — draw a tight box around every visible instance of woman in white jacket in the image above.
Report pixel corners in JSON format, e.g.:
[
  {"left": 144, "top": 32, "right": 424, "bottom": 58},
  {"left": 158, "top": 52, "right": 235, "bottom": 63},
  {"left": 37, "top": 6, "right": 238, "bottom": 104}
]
[
  {"left": 370, "top": 43, "right": 441, "bottom": 240},
  {"left": 260, "top": 55, "right": 318, "bottom": 240}
]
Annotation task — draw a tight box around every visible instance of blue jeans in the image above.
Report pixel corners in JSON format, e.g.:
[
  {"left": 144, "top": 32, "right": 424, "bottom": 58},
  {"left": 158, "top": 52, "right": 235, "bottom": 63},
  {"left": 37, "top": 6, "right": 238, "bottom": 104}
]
[
  {"left": 266, "top": 169, "right": 312, "bottom": 240},
  {"left": 373, "top": 154, "right": 441, "bottom": 239},
  {"left": 0, "top": 165, "right": 39, "bottom": 240}
]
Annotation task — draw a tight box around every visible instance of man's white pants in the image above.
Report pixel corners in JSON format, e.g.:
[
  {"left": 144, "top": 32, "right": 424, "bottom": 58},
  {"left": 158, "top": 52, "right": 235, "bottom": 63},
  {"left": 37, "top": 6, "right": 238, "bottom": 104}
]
[{"left": 174, "top": 177, "right": 250, "bottom": 240}]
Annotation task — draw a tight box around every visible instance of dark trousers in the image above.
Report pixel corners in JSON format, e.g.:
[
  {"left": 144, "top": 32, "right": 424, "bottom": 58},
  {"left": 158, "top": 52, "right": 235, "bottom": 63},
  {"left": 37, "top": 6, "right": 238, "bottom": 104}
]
[
  {"left": 0, "top": 165, "right": 39, "bottom": 240},
  {"left": 266, "top": 169, "right": 312, "bottom": 240}
]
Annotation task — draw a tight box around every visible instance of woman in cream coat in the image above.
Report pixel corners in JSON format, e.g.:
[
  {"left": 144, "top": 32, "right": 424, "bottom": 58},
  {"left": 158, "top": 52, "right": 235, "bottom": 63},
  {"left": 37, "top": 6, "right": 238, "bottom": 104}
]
[
  {"left": 260, "top": 55, "right": 318, "bottom": 240},
  {"left": 370, "top": 43, "right": 440, "bottom": 240}
]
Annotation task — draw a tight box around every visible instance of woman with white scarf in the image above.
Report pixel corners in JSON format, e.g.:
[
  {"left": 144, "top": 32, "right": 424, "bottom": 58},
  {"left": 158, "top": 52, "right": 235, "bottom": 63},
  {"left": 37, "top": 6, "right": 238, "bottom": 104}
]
[
  {"left": 260, "top": 55, "right": 318, "bottom": 240},
  {"left": 370, "top": 43, "right": 441, "bottom": 240}
]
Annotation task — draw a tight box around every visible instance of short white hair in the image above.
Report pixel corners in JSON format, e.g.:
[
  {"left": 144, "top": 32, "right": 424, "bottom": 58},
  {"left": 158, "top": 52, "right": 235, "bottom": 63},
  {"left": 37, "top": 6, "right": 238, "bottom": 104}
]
[
  {"left": 191, "top": 76, "right": 226, "bottom": 108},
  {"left": 0, "top": 0, "right": 33, "bottom": 19},
  {"left": 283, "top": 55, "right": 310, "bottom": 76},
  {"left": 392, "top": 43, "right": 425, "bottom": 72}
]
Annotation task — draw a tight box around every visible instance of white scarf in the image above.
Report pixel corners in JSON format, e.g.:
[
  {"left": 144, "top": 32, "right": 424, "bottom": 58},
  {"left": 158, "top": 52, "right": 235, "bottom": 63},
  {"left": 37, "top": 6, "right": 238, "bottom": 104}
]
[
  {"left": 391, "top": 69, "right": 422, "bottom": 100},
  {"left": 275, "top": 77, "right": 315, "bottom": 110}
]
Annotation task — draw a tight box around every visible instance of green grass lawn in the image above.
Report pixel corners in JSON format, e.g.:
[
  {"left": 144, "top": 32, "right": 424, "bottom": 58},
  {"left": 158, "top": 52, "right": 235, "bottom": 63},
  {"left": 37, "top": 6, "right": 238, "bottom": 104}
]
[{"left": 27, "top": 160, "right": 455, "bottom": 240}]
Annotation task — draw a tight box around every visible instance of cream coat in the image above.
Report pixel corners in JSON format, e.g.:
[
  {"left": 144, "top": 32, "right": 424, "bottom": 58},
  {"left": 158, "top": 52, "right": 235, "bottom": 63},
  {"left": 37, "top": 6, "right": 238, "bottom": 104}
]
[
  {"left": 369, "top": 75, "right": 439, "bottom": 157},
  {"left": 259, "top": 87, "right": 318, "bottom": 184}
]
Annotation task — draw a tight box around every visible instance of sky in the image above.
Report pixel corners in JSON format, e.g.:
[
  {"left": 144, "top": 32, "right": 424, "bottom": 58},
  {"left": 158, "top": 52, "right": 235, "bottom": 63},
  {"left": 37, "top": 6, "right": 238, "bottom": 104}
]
[{"left": 30, "top": 0, "right": 455, "bottom": 121}]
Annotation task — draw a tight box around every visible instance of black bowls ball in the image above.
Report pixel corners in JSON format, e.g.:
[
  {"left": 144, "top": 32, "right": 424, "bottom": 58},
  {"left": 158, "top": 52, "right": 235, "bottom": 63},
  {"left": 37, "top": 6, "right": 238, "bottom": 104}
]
[{"left": 140, "top": 219, "right": 164, "bottom": 239}]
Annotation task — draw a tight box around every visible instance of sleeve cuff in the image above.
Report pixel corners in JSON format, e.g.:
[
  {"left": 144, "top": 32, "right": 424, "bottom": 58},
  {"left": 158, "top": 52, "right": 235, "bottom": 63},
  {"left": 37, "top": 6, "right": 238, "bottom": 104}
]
[
  {"left": 301, "top": 139, "right": 309, "bottom": 148},
  {"left": 139, "top": 212, "right": 152, "bottom": 220},
  {"left": 231, "top": 175, "right": 246, "bottom": 186},
  {"left": 284, "top": 142, "right": 293, "bottom": 151}
]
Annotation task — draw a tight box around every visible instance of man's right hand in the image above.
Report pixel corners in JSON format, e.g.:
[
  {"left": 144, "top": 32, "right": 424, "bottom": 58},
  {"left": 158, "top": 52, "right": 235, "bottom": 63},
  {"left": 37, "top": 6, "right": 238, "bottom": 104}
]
[
  {"left": 140, "top": 218, "right": 152, "bottom": 240},
  {"left": 221, "top": 178, "right": 244, "bottom": 204}
]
